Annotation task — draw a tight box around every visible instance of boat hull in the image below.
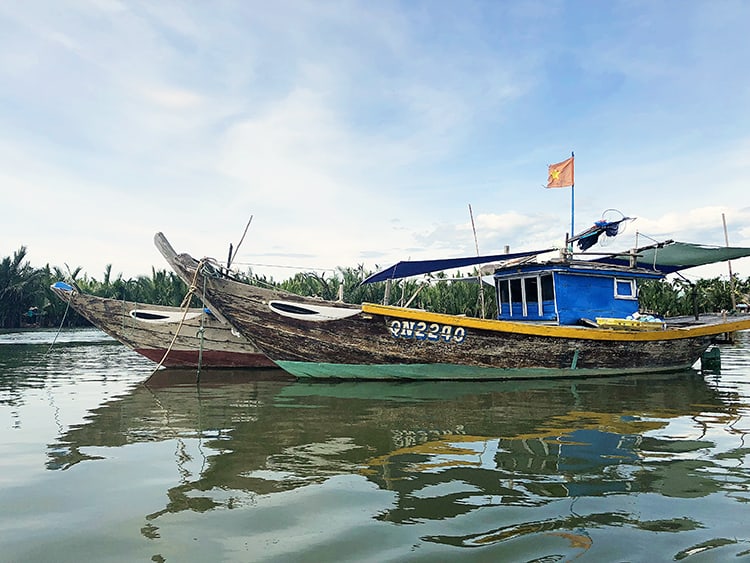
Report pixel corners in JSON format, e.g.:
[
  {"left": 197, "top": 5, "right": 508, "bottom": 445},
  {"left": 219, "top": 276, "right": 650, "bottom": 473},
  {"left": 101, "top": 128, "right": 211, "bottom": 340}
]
[
  {"left": 204, "top": 290, "right": 713, "bottom": 378},
  {"left": 51, "top": 283, "right": 275, "bottom": 369}
]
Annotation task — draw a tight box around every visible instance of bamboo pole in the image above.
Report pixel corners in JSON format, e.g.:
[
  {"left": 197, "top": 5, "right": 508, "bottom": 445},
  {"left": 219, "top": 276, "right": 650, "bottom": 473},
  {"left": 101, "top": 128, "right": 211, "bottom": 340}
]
[
  {"left": 469, "top": 204, "right": 486, "bottom": 318},
  {"left": 722, "top": 213, "right": 737, "bottom": 311}
]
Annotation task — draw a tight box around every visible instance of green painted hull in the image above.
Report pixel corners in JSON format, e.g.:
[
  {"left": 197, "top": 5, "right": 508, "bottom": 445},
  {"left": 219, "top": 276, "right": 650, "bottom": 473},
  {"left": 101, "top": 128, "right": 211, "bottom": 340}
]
[{"left": 275, "top": 360, "right": 697, "bottom": 381}]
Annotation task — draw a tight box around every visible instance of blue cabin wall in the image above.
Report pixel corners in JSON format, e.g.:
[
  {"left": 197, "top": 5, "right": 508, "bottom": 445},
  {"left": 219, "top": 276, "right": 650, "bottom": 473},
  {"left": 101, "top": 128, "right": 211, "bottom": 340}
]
[
  {"left": 493, "top": 263, "right": 661, "bottom": 325},
  {"left": 555, "top": 272, "right": 638, "bottom": 325}
]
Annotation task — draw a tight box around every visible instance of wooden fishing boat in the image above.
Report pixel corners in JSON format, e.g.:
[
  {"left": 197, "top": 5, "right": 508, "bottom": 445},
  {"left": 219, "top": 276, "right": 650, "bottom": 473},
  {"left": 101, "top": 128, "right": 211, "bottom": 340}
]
[
  {"left": 154, "top": 230, "right": 750, "bottom": 380},
  {"left": 50, "top": 281, "right": 275, "bottom": 369}
]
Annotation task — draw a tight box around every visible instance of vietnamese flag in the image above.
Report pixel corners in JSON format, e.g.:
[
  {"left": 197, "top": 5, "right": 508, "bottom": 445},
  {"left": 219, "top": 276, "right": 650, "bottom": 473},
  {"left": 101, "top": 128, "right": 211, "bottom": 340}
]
[{"left": 547, "top": 156, "right": 574, "bottom": 188}]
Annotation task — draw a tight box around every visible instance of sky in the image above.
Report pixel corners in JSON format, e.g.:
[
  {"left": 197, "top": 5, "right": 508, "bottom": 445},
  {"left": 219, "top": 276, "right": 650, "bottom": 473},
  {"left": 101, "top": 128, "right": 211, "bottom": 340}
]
[{"left": 2, "top": 0, "right": 750, "bottom": 286}]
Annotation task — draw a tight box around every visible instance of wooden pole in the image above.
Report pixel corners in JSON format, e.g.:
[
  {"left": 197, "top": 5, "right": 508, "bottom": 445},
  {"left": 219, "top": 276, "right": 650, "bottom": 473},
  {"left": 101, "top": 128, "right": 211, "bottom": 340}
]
[
  {"left": 468, "top": 204, "right": 486, "bottom": 318},
  {"left": 228, "top": 214, "right": 254, "bottom": 269},
  {"left": 722, "top": 213, "right": 737, "bottom": 310}
]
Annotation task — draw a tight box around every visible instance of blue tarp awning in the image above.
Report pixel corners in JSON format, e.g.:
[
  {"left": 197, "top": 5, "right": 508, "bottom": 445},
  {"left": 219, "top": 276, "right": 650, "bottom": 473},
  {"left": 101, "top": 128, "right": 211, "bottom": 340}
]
[{"left": 362, "top": 248, "right": 557, "bottom": 284}]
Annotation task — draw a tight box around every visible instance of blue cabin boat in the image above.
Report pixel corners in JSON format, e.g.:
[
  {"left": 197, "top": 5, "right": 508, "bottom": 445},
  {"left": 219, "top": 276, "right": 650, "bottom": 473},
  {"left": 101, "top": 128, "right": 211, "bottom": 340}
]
[
  {"left": 492, "top": 260, "right": 664, "bottom": 326},
  {"left": 158, "top": 230, "right": 750, "bottom": 381}
]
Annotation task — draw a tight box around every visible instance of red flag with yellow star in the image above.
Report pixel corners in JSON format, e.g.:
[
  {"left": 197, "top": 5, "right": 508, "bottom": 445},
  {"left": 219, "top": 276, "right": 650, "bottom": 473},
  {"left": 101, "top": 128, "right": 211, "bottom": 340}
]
[{"left": 547, "top": 156, "right": 574, "bottom": 188}]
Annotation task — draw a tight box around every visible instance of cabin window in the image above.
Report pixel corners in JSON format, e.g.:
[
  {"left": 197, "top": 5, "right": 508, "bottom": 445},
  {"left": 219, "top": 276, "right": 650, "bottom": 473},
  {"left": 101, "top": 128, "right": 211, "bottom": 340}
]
[
  {"left": 497, "top": 274, "right": 556, "bottom": 320},
  {"left": 510, "top": 278, "right": 523, "bottom": 316},
  {"left": 614, "top": 278, "right": 637, "bottom": 299},
  {"left": 499, "top": 280, "right": 510, "bottom": 315},
  {"left": 541, "top": 274, "right": 554, "bottom": 301},
  {"left": 524, "top": 277, "right": 539, "bottom": 316}
]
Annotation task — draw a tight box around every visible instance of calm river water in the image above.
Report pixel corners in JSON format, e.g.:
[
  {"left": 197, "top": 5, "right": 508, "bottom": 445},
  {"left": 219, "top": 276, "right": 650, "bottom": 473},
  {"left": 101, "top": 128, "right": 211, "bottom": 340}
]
[{"left": 1, "top": 328, "right": 750, "bottom": 562}]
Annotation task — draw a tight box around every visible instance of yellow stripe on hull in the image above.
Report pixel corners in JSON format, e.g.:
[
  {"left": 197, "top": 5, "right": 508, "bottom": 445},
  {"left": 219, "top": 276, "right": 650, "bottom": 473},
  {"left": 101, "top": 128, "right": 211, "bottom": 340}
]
[{"left": 361, "top": 303, "right": 750, "bottom": 342}]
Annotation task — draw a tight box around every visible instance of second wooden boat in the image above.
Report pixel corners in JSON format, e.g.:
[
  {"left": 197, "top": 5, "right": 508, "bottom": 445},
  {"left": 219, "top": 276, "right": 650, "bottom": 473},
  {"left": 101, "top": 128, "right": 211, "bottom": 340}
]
[{"left": 50, "top": 281, "right": 275, "bottom": 369}]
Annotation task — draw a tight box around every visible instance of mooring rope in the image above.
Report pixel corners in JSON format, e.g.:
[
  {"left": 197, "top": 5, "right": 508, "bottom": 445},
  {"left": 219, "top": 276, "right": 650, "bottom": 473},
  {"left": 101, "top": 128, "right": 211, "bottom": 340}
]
[
  {"left": 45, "top": 296, "right": 72, "bottom": 357},
  {"left": 145, "top": 259, "right": 207, "bottom": 382},
  {"left": 195, "top": 272, "right": 208, "bottom": 384}
]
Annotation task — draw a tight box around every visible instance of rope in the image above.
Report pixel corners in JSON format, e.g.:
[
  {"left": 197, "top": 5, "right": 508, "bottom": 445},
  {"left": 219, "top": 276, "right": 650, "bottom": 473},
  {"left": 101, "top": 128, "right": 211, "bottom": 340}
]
[
  {"left": 145, "top": 259, "right": 207, "bottom": 383},
  {"left": 196, "top": 272, "right": 208, "bottom": 384},
  {"left": 228, "top": 260, "right": 337, "bottom": 273},
  {"left": 45, "top": 297, "right": 71, "bottom": 357}
]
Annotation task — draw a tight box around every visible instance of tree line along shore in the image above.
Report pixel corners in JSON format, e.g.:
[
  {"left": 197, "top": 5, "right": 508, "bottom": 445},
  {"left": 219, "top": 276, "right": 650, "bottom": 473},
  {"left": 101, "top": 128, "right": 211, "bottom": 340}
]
[{"left": 2, "top": 245, "right": 749, "bottom": 330}]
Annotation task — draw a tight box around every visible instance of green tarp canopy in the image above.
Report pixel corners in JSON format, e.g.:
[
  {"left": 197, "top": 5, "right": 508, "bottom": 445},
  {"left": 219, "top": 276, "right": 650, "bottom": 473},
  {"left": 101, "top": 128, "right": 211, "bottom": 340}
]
[{"left": 592, "top": 240, "right": 750, "bottom": 273}]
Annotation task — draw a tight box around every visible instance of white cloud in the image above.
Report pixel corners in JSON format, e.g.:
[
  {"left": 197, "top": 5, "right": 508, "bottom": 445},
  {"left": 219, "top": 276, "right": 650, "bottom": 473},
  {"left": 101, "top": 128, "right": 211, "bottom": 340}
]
[
  {"left": 1, "top": 0, "right": 750, "bottom": 283},
  {"left": 138, "top": 85, "right": 204, "bottom": 110}
]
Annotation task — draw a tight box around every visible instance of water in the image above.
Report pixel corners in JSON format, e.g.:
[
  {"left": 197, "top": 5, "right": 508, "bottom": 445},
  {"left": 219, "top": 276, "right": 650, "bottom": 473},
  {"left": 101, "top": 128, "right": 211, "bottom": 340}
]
[{"left": 2, "top": 329, "right": 750, "bottom": 562}]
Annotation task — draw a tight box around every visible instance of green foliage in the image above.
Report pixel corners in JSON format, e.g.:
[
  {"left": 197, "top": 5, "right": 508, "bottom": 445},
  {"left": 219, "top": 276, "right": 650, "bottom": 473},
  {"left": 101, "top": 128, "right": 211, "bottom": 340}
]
[
  {"left": 639, "top": 275, "right": 750, "bottom": 317},
  {"left": 406, "top": 271, "right": 497, "bottom": 318},
  {"left": 0, "top": 247, "right": 44, "bottom": 328},
  {"left": 1, "top": 245, "right": 748, "bottom": 330},
  {"left": 0, "top": 248, "right": 193, "bottom": 329}
]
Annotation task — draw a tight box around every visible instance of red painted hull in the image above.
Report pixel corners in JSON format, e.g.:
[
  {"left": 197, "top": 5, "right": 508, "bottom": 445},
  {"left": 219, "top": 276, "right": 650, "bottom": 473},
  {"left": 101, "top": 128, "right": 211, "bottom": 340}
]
[{"left": 135, "top": 348, "right": 277, "bottom": 369}]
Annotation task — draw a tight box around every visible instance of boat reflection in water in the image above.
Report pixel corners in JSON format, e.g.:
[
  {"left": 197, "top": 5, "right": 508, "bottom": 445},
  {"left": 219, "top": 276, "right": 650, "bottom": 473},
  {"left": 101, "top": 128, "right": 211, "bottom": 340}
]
[{"left": 47, "top": 367, "right": 749, "bottom": 559}]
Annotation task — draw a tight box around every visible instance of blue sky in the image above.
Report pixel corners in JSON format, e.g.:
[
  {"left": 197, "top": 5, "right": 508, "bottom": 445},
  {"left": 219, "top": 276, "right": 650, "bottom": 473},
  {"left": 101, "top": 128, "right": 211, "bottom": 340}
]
[{"left": 2, "top": 0, "right": 749, "bottom": 283}]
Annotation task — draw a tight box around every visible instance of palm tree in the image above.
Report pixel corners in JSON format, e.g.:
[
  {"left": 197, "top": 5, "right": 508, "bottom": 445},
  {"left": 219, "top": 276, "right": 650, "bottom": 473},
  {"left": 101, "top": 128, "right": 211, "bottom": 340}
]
[
  {"left": 0, "top": 247, "right": 44, "bottom": 328},
  {"left": 639, "top": 275, "right": 750, "bottom": 317}
]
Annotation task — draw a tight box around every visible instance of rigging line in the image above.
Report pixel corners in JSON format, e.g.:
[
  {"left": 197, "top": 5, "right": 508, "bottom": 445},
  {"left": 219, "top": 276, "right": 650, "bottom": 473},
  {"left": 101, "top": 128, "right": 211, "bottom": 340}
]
[
  {"left": 196, "top": 273, "right": 207, "bottom": 384},
  {"left": 45, "top": 296, "right": 71, "bottom": 357},
  {"left": 229, "top": 260, "right": 338, "bottom": 272},
  {"left": 145, "top": 258, "right": 207, "bottom": 383},
  {"left": 633, "top": 231, "right": 664, "bottom": 269},
  {"left": 636, "top": 231, "right": 661, "bottom": 244}
]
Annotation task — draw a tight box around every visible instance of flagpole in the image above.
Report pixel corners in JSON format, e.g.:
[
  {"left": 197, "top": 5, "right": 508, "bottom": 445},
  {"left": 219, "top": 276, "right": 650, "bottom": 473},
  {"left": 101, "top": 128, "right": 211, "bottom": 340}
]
[
  {"left": 546, "top": 152, "right": 576, "bottom": 254},
  {"left": 569, "top": 151, "right": 575, "bottom": 252},
  {"left": 570, "top": 151, "right": 575, "bottom": 236}
]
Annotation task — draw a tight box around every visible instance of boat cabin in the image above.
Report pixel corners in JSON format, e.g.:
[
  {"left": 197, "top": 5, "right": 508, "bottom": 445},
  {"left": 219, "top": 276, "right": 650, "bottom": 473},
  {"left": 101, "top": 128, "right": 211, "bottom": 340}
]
[{"left": 492, "top": 260, "right": 663, "bottom": 325}]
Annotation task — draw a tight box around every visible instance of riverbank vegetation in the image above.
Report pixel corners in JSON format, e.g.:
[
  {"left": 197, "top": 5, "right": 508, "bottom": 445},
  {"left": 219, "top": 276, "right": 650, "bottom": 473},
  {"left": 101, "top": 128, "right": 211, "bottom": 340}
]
[{"left": 1, "top": 246, "right": 748, "bottom": 329}]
